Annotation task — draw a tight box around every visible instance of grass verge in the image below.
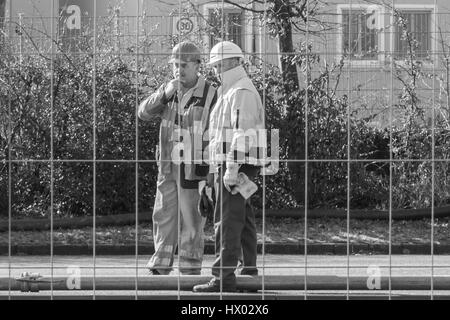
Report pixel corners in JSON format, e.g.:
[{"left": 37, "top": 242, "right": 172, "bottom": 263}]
[{"left": 1, "top": 217, "right": 449, "bottom": 246}]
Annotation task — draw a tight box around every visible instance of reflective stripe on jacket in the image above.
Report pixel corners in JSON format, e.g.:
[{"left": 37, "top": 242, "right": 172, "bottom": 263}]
[
  {"left": 138, "top": 76, "right": 217, "bottom": 180},
  {"left": 208, "top": 65, "right": 266, "bottom": 172}
]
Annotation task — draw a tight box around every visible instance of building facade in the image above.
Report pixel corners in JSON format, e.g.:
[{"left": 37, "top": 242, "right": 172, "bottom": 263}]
[{"left": 3, "top": 0, "right": 449, "bottom": 125}]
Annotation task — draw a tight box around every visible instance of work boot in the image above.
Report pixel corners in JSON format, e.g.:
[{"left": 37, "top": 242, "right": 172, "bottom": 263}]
[
  {"left": 237, "top": 268, "right": 258, "bottom": 292},
  {"left": 180, "top": 269, "right": 201, "bottom": 276},
  {"left": 237, "top": 259, "right": 244, "bottom": 270},
  {"left": 193, "top": 278, "right": 237, "bottom": 293},
  {"left": 148, "top": 269, "right": 161, "bottom": 275},
  {"left": 239, "top": 268, "right": 258, "bottom": 276}
]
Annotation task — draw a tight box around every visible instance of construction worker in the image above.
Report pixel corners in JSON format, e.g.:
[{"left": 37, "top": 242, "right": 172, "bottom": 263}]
[
  {"left": 138, "top": 41, "right": 217, "bottom": 275},
  {"left": 193, "top": 41, "right": 266, "bottom": 292}
]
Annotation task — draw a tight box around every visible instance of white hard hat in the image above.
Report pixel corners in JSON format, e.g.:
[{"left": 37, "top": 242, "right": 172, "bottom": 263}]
[{"left": 208, "top": 41, "right": 244, "bottom": 66}]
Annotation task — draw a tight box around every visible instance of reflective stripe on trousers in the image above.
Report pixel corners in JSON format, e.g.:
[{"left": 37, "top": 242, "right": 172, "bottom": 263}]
[{"left": 146, "top": 167, "right": 206, "bottom": 275}]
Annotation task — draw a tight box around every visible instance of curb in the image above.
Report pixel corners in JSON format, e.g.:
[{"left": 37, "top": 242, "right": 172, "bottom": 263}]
[
  {"left": 1, "top": 243, "right": 449, "bottom": 256},
  {"left": 2, "top": 205, "right": 450, "bottom": 232}
]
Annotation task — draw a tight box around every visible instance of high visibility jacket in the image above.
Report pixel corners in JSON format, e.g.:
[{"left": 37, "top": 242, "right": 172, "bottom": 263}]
[
  {"left": 138, "top": 76, "right": 217, "bottom": 182},
  {"left": 208, "top": 65, "right": 266, "bottom": 172}
]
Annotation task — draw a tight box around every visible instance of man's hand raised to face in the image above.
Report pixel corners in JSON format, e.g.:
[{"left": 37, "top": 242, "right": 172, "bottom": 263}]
[{"left": 164, "top": 78, "right": 185, "bottom": 99}]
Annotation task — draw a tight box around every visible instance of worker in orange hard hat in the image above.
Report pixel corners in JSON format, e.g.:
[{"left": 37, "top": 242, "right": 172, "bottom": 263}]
[{"left": 138, "top": 41, "right": 217, "bottom": 275}]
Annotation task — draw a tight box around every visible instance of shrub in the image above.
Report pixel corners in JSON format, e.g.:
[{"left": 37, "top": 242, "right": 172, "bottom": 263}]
[
  {"left": 0, "top": 23, "right": 163, "bottom": 217},
  {"left": 1, "top": 11, "right": 449, "bottom": 218}
]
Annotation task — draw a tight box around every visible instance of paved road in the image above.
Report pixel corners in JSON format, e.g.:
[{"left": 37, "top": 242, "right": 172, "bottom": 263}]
[{"left": 1, "top": 254, "right": 450, "bottom": 299}]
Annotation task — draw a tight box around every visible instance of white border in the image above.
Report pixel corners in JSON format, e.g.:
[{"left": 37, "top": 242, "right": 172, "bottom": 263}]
[
  {"left": 336, "top": 4, "right": 386, "bottom": 67},
  {"left": 389, "top": 4, "right": 437, "bottom": 67}
]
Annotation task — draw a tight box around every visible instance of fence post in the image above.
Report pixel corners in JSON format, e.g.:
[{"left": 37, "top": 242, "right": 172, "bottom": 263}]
[
  {"left": 18, "top": 12, "right": 23, "bottom": 64},
  {"left": 115, "top": 7, "right": 120, "bottom": 54}
]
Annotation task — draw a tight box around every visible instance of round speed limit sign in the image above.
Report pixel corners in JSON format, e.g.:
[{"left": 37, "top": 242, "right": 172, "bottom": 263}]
[{"left": 176, "top": 17, "right": 194, "bottom": 35}]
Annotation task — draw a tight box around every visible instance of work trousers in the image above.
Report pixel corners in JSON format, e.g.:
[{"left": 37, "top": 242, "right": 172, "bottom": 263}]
[
  {"left": 211, "top": 165, "right": 259, "bottom": 286},
  {"left": 146, "top": 166, "right": 206, "bottom": 275}
]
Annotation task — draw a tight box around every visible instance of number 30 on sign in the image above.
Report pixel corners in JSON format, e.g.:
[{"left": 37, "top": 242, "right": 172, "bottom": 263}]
[{"left": 176, "top": 17, "right": 194, "bottom": 35}]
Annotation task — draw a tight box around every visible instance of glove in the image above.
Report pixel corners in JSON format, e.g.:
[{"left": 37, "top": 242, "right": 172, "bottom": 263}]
[
  {"left": 223, "top": 163, "right": 240, "bottom": 192},
  {"left": 198, "top": 181, "right": 215, "bottom": 218}
]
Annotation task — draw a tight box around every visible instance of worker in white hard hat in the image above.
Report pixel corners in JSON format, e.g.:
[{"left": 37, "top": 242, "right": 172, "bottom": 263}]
[
  {"left": 193, "top": 41, "right": 266, "bottom": 292},
  {"left": 138, "top": 41, "right": 217, "bottom": 275}
]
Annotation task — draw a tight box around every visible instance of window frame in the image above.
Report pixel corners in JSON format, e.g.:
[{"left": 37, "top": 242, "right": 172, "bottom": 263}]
[
  {"left": 336, "top": 4, "right": 385, "bottom": 67},
  {"left": 389, "top": 4, "right": 437, "bottom": 66},
  {"left": 207, "top": 7, "right": 243, "bottom": 49},
  {"left": 202, "top": 2, "right": 253, "bottom": 56}
]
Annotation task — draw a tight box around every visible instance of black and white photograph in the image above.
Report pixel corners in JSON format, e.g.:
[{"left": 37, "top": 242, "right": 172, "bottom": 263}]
[{"left": 0, "top": 0, "right": 449, "bottom": 311}]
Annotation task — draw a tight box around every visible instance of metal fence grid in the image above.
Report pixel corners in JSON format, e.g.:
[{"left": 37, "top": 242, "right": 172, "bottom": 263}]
[{"left": 1, "top": 0, "right": 450, "bottom": 301}]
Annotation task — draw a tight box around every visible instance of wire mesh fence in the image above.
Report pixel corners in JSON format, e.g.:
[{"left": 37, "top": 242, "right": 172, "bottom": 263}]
[{"left": 0, "top": 0, "right": 449, "bottom": 301}]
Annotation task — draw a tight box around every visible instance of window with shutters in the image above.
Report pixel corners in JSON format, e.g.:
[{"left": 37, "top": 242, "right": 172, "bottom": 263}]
[
  {"left": 341, "top": 9, "right": 378, "bottom": 60},
  {"left": 394, "top": 10, "right": 432, "bottom": 59},
  {"left": 207, "top": 8, "right": 244, "bottom": 50},
  {"left": 336, "top": 5, "right": 384, "bottom": 66}
]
